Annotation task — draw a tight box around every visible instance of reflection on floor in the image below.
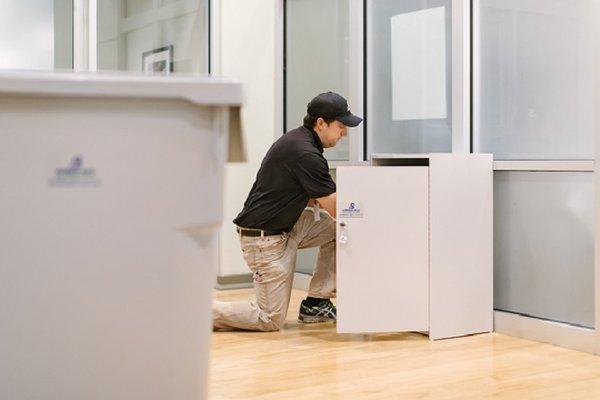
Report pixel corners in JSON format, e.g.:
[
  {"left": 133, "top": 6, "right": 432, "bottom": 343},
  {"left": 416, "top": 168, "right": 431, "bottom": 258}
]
[{"left": 210, "top": 288, "right": 600, "bottom": 399}]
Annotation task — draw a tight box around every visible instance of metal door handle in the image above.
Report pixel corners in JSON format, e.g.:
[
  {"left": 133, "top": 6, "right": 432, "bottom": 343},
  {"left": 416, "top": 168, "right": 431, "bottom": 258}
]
[{"left": 338, "top": 222, "right": 348, "bottom": 244}]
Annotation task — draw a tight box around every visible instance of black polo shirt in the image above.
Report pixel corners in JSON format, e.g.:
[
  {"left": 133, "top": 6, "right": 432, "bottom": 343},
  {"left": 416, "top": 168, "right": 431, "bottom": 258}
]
[{"left": 233, "top": 125, "right": 336, "bottom": 233}]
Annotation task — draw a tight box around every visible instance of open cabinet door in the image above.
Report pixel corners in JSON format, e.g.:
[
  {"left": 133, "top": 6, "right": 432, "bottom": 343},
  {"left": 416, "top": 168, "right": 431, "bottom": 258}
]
[{"left": 336, "top": 167, "right": 429, "bottom": 333}]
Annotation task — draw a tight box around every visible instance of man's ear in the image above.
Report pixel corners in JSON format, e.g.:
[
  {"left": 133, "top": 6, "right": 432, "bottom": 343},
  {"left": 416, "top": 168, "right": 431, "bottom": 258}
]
[{"left": 316, "top": 117, "right": 331, "bottom": 131}]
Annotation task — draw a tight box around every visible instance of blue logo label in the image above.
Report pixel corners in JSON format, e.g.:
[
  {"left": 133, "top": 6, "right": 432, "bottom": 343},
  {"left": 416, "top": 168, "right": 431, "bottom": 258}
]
[
  {"left": 49, "top": 155, "right": 101, "bottom": 187},
  {"left": 340, "top": 202, "right": 363, "bottom": 218}
]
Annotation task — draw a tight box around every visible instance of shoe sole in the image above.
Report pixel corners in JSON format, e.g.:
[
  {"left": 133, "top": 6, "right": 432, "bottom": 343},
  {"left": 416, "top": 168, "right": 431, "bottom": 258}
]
[{"left": 298, "top": 315, "right": 336, "bottom": 324}]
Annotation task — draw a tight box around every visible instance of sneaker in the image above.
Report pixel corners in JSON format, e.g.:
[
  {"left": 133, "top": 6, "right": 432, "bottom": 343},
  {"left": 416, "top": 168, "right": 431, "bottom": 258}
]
[{"left": 298, "top": 298, "right": 336, "bottom": 323}]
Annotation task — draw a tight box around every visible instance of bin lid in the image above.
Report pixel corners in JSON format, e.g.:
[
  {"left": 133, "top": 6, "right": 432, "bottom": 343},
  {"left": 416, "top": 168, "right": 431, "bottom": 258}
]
[{"left": 0, "top": 70, "right": 246, "bottom": 161}]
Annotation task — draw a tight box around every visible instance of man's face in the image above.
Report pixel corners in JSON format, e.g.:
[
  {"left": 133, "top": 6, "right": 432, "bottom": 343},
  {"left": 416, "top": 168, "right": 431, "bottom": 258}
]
[{"left": 315, "top": 119, "right": 348, "bottom": 148}]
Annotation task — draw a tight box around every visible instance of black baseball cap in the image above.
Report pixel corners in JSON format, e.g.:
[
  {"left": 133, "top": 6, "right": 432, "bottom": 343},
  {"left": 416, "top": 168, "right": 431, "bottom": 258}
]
[{"left": 307, "top": 92, "right": 363, "bottom": 127}]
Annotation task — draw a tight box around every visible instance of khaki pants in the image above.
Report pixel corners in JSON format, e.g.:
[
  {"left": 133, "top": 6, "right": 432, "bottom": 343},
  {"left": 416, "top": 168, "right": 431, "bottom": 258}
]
[{"left": 213, "top": 208, "right": 336, "bottom": 331}]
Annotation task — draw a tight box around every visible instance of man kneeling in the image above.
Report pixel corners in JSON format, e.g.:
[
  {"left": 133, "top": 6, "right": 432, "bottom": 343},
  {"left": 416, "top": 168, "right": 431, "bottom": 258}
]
[{"left": 213, "top": 92, "right": 362, "bottom": 331}]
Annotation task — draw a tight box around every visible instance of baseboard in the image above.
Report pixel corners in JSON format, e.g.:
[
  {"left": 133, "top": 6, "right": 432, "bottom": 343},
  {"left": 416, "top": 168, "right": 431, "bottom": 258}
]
[
  {"left": 293, "top": 272, "right": 311, "bottom": 291},
  {"left": 215, "top": 273, "right": 253, "bottom": 290},
  {"left": 494, "top": 310, "right": 598, "bottom": 355},
  {"left": 215, "top": 272, "right": 312, "bottom": 291}
]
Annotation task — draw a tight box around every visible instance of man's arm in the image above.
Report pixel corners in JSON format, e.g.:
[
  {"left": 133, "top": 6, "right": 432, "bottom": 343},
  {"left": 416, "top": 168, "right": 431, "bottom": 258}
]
[{"left": 315, "top": 192, "right": 336, "bottom": 219}]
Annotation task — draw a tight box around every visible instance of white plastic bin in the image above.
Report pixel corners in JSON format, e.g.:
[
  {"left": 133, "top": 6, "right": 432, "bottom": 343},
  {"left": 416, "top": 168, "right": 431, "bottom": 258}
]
[{"left": 0, "top": 71, "right": 244, "bottom": 400}]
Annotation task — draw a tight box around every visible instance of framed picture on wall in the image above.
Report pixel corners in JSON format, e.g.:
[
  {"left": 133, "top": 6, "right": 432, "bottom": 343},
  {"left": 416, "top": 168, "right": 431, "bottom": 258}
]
[{"left": 142, "top": 45, "right": 174, "bottom": 75}]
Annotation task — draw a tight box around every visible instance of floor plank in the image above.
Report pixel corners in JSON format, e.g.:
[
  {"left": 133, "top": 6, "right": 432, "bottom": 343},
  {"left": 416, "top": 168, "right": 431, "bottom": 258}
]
[{"left": 210, "top": 289, "right": 600, "bottom": 399}]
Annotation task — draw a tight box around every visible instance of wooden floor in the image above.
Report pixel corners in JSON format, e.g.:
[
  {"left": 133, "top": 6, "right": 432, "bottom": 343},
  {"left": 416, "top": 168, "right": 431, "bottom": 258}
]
[{"left": 210, "top": 288, "right": 600, "bottom": 399}]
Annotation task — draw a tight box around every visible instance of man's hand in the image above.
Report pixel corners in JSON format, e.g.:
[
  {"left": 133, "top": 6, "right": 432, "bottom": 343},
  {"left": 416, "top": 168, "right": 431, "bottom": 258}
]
[
  {"left": 307, "top": 198, "right": 316, "bottom": 207},
  {"left": 315, "top": 193, "right": 336, "bottom": 218}
]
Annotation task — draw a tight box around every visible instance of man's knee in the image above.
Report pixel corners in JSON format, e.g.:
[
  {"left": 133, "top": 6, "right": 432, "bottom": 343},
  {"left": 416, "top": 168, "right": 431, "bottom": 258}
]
[
  {"left": 256, "top": 310, "right": 286, "bottom": 332},
  {"left": 257, "top": 321, "right": 281, "bottom": 332}
]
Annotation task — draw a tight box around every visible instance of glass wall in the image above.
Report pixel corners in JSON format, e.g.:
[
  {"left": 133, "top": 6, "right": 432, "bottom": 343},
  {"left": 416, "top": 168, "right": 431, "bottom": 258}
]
[
  {"left": 494, "top": 172, "right": 594, "bottom": 328},
  {"left": 475, "top": 0, "right": 595, "bottom": 159},
  {"left": 0, "top": 0, "right": 73, "bottom": 70},
  {"left": 285, "top": 0, "right": 352, "bottom": 161},
  {"left": 286, "top": 0, "right": 456, "bottom": 160},
  {"left": 286, "top": 0, "right": 598, "bottom": 320},
  {"left": 475, "top": 0, "right": 596, "bottom": 328},
  {"left": 367, "top": 0, "right": 453, "bottom": 156},
  {"left": 97, "top": 0, "right": 209, "bottom": 73}
]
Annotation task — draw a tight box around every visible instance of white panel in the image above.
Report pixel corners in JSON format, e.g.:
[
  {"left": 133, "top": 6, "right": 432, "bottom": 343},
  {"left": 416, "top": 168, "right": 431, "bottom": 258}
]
[
  {"left": 337, "top": 166, "right": 429, "bottom": 333},
  {"left": 429, "top": 154, "right": 493, "bottom": 339},
  {"left": 390, "top": 6, "right": 447, "bottom": 120}
]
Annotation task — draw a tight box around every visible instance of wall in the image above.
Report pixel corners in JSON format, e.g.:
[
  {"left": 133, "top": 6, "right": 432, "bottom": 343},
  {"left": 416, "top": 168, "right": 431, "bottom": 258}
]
[
  {"left": 0, "top": 0, "right": 72, "bottom": 70},
  {"left": 218, "top": 0, "right": 280, "bottom": 277}
]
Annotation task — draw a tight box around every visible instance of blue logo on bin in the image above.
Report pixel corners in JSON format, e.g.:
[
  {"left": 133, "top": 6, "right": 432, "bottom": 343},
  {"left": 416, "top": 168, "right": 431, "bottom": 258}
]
[{"left": 49, "top": 155, "right": 101, "bottom": 187}]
